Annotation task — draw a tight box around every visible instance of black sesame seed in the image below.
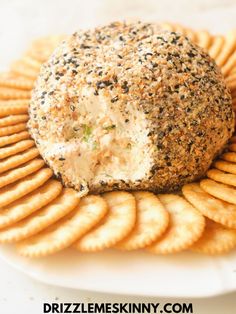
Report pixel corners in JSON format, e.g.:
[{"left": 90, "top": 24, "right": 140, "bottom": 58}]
[
  {"left": 70, "top": 105, "right": 75, "bottom": 111},
  {"left": 111, "top": 96, "right": 119, "bottom": 103},
  {"left": 80, "top": 44, "right": 91, "bottom": 49}
]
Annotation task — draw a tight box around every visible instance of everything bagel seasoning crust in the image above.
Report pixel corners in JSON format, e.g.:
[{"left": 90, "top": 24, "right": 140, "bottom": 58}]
[{"left": 29, "top": 22, "right": 234, "bottom": 195}]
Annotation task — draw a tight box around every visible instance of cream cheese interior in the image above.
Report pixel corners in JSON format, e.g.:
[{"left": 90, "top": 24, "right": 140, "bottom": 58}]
[{"left": 40, "top": 87, "right": 153, "bottom": 190}]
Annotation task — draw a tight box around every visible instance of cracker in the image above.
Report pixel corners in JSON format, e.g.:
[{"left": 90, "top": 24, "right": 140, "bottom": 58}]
[
  {"left": 207, "top": 168, "right": 236, "bottom": 187},
  {"left": 221, "top": 151, "right": 236, "bottom": 162},
  {"left": 0, "top": 100, "right": 29, "bottom": 117},
  {"left": 26, "top": 35, "right": 66, "bottom": 62},
  {"left": 0, "top": 140, "right": 34, "bottom": 160},
  {"left": 172, "top": 23, "right": 187, "bottom": 35},
  {"left": 147, "top": 194, "right": 205, "bottom": 254},
  {"left": 221, "top": 50, "right": 236, "bottom": 77},
  {"left": 171, "top": 24, "right": 196, "bottom": 42},
  {"left": 0, "top": 115, "right": 28, "bottom": 127},
  {"left": 17, "top": 194, "right": 107, "bottom": 257},
  {"left": 183, "top": 183, "right": 236, "bottom": 229},
  {"left": 215, "top": 30, "right": 236, "bottom": 67},
  {"left": 0, "top": 180, "right": 62, "bottom": 229},
  {"left": 226, "top": 79, "right": 236, "bottom": 92},
  {"left": 116, "top": 191, "right": 169, "bottom": 250},
  {"left": 0, "top": 87, "right": 31, "bottom": 100},
  {"left": 0, "top": 147, "right": 39, "bottom": 174},
  {"left": 229, "top": 136, "right": 236, "bottom": 143},
  {"left": 233, "top": 98, "right": 236, "bottom": 107},
  {"left": 75, "top": 191, "right": 136, "bottom": 252},
  {"left": 160, "top": 22, "right": 175, "bottom": 32},
  {"left": 0, "top": 75, "right": 34, "bottom": 90},
  {"left": 191, "top": 219, "right": 236, "bottom": 255},
  {"left": 200, "top": 178, "right": 236, "bottom": 205},
  {"left": 0, "top": 158, "right": 44, "bottom": 189},
  {"left": 231, "top": 89, "right": 236, "bottom": 99},
  {"left": 228, "top": 143, "right": 236, "bottom": 152},
  {"left": 0, "top": 168, "right": 52, "bottom": 208},
  {"left": 184, "top": 28, "right": 197, "bottom": 43},
  {"left": 0, "top": 123, "right": 27, "bottom": 137},
  {"left": 208, "top": 35, "right": 225, "bottom": 60},
  {"left": 18, "top": 56, "right": 42, "bottom": 71},
  {"left": 0, "top": 188, "right": 79, "bottom": 242},
  {"left": 0, "top": 132, "right": 30, "bottom": 148},
  {"left": 214, "top": 160, "right": 236, "bottom": 174},
  {"left": 196, "top": 30, "right": 212, "bottom": 50},
  {"left": 10, "top": 61, "right": 39, "bottom": 80},
  {"left": 226, "top": 73, "right": 236, "bottom": 85}
]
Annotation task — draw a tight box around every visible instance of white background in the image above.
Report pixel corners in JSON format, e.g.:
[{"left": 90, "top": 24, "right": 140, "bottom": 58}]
[{"left": 0, "top": 0, "right": 236, "bottom": 313}]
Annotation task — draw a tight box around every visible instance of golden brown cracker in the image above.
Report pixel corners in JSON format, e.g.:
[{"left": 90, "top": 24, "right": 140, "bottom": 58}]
[
  {"left": 19, "top": 56, "right": 42, "bottom": 71},
  {"left": 0, "top": 180, "right": 62, "bottom": 229},
  {"left": 0, "top": 115, "right": 28, "bottom": 127},
  {"left": 229, "top": 136, "right": 236, "bottom": 143},
  {"left": 17, "top": 194, "right": 108, "bottom": 257},
  {"left": 215, "top": 30, "right": 236, "bottom": 67},
  {"left": 184, "top": 28, "right": 197, "bottom": 43},
  {"left": 226, "top": 79, "right": 236, "bottom": 92},
  {"left": 200, "top": 178, "right": 236, "bottom": 205},
  {"left": 208, "top": 35, "right": 225, "bottom": 60},
  {"left": 0, "top": 123, "right": 27, "bottom": 137},
  {"left": 207, "top": 168, "right": 236, "bottom": 187},
  {"left": 228, "top": 143, "right": 236, "bottom": 152},
  {"left": 0, "top": 188, "right": 79, "bottom": 243},
  {"left": 214, "top": 160, "right": 236, "bottom": 174},
  {"left": 191, "top": 219, "right": 236, "bottom": 254},
  {"left": 0, "top": 140, "right": 33, "bottom": 158},
  {"left": 10, "top": 61, "right": 39, "bottom": 80},
  {"left": 26, "top": 35, "right": 66, "bottom": 62},
  {"left": 75, "top": 191, "right": 136, "bottom": 252},
  {"left": 0, "top": 87, "right": 31, "bottom": 100},
  {"left": 116, "top": 191, "right": 169, "bottom": 250},
  {"left": 0, "top": 147, "right": 39, "bottom": 174},
  {"left": 221, "top": 151, "right": 236, "bottom": 163},
  {"left": 0, "top": 158, "right": 44, "bottom": 189},
  {"left": 222, "top": 50, "right": 236, "bottom": 77},
  {"left": 0, "top": 131, "right": 30, "bottom": 148},
  {"left": 0, "top": 168, "right": 53, "bottom": 208},
  {"left": 0, "top": 74, "right": 34, "bottom": 90},
  {"left": 147, "top": 194, "right": 205, "bottom": 254},
  {"left": 232, "top": 98, "right": 236, "bottom": 107},
  {"left": 196, "top": 30, "right": 212, "bottom": 50},
  {"left": 159, "top": 22, "right": 175, "bottom": 32},
  {"left": 0, "top": 100, "right": 29, "bottom": 117},
  {"left": 183, "top": 183, "right": 236, "bottom": 229}
]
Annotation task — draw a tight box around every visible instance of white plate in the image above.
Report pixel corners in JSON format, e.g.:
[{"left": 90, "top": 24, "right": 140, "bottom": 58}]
[{"left": 0, "top": 245, "right": 236, "bottom": 298}]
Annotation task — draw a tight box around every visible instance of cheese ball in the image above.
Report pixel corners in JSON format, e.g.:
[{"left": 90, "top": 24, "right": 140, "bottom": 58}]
[{"left": 29, "top": 21, "right": 234, "bottom": 196}]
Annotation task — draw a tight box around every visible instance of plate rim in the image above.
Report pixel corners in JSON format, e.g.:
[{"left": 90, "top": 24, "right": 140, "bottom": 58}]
[{"left": 1, "top": 247, "right": 236, "bottom": 298}]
